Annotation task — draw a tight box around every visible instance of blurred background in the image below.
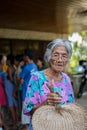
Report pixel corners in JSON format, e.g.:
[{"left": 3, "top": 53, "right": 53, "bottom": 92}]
[{"left": 0, "top": 1, "right": 87, "bottom": 130}]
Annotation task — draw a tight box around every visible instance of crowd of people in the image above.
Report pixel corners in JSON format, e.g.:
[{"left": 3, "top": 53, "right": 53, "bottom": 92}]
[{"left": 0, "top": 49, "right": 46, "bottom": 130}]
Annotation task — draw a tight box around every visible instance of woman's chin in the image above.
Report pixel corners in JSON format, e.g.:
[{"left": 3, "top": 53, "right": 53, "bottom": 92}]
[
  {"left": 54, "top": 68, "right": 63, "bottom": 72},
  {"left": 57, "top": 66, "right": 63, "bottom": 70}
]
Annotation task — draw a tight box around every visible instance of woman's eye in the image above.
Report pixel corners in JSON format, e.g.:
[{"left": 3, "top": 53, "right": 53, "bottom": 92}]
[
  {"left": 54, "top": 54, "right": 58, "bottom": 56},
  {"left": 52, "top": 53, "right": 58, "bottom": 56},
  {"left": 62, "top": 55, "right": 67, "bottom": 58}
]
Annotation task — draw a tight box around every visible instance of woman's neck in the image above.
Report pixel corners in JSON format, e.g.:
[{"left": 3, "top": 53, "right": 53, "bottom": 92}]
[
  {"left": 48, "top": 67, "right": 60, "bottom": 76},
  {"left": 44, "top": 67, "right": 62, "bottom": 82}
]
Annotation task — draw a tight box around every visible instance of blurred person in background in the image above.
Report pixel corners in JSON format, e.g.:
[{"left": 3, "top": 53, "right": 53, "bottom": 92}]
[
  {"left": 4, "top": 54, "right": 19, "bottom": 130},
  {"left": 19, "top": 49, "right": 38, "bottom": 130},
  {"left": 0, "top": 55, "right": 8, "bottom": 130},
  {"left": 13, "top": 55, "right": 24, "bottom": 124},
  {"left": 36, "top": 57, "right": 46, "bottom": 71}
]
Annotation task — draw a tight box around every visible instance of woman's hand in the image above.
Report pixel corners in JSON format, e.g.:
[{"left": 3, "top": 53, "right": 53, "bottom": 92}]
[
  {"left": 30, "top": 92, "right": 62, "bottom": 115},
  {"left": 45, "top": 92, "right": 62, "bottom": 106}
]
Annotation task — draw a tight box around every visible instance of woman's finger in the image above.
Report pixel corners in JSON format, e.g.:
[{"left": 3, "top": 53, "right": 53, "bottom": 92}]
[
  {"left": 47, "top": 92, "right": 58, "bottom": 98},
  {"left": 47, "top": 96, "right": 62, "bottom": 104},
  {"left": 47, "top": 99, "right": 54, "bottom": 105},
  {"left": 47, "top": 93, "right": 61, "bottom": 99}
]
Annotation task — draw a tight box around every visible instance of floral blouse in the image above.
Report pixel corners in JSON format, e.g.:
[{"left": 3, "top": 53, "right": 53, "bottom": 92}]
[{"left": 24, "top": 71, "right": 75, "bottom": 115}]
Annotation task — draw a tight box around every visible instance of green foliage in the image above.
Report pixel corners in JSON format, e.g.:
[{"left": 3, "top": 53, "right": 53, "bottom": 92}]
[
  {"left": 79, "top": 31, "right": 87, "bottom": 37},
  {"left": 69, "top": 32, "right": 87, "bottom": 73}
]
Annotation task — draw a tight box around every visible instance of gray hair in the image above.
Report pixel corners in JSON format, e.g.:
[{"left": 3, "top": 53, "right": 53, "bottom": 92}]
[{"left": 44, "top": 38, "right": 72, "bottom": 62}]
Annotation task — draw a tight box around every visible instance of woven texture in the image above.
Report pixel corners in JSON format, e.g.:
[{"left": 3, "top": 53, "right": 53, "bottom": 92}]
[{"left": 32, "top": 104, "right": 87, "bottom": 130}]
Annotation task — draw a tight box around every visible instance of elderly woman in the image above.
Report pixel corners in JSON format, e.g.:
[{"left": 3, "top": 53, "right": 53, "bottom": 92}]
[{"left": 24, "top": 38, "right": 75, "bottom": 130}]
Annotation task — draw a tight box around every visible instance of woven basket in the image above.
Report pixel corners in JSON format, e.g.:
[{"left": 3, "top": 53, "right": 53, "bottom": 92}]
[{"left": 32, "top": 104, "right": 87, "bottom": 130}]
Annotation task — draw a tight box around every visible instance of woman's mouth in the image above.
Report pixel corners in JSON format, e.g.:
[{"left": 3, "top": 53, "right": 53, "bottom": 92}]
[{"left": 52, "top": 60, "right": 63, "bottom": 66}]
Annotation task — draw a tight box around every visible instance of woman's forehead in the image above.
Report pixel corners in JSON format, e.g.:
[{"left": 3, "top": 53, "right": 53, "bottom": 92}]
[{"left": 52, "top": 45, "right": 68, "bottom": 53}]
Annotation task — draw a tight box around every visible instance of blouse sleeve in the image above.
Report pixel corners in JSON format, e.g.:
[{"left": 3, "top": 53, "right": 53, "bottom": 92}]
[{"left": 24, "top": 74, "right": 42, "bottom": 115}]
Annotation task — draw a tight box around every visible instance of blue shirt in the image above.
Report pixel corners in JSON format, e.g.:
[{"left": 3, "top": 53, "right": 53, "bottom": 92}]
[
  {"left": 20, "top": 63, "right": 38, "bottom": 101},
  {"left": 0, "top": 70, "right": 5, "bottom": 82}
]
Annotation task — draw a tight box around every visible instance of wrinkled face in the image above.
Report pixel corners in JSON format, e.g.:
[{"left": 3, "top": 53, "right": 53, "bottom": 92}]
[{"left": 50, "top": 45, "right": 68, "bottom": 72}]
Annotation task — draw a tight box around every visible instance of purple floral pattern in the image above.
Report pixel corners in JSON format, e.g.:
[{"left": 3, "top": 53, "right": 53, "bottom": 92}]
[{"left": 24, "top": 71, "right": 75, "bottom": 115}]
